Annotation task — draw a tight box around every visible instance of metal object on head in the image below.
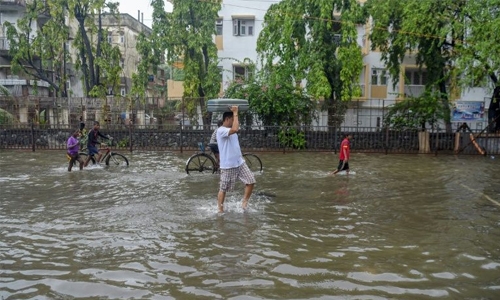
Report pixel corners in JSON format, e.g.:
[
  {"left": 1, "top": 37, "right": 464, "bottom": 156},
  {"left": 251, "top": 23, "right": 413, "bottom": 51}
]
[{"left": 207, "top": 99, "right": 249, "bottom": 112}]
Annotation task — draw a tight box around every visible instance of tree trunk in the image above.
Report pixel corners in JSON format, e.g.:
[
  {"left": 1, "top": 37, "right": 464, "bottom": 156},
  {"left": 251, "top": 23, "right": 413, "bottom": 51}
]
[{"left": 438, "top": 79, "right": 452, "bottom": 133}]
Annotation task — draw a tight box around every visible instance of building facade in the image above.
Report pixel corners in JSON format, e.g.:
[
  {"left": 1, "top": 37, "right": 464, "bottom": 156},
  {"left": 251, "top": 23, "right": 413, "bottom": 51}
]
[
  {"left": 0, "top": 0, "right": 51, "bottom": 97},
  {"left": 215, "top": 0, "right": 492, "bottom": 130},
  {"left": 66, "top": 13, "right": 154, "bottom": 99}
]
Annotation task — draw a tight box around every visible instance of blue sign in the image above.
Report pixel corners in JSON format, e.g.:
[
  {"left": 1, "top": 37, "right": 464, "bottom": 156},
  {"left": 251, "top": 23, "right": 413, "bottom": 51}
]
[{"left": 452, "top": 101, "right": 485, "bottom": 122}]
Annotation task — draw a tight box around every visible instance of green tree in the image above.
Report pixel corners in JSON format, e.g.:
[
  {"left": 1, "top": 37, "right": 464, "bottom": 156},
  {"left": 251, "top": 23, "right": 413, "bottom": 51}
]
[
  {"left": 4, "top": 0, "right": 122, "bottom": 97},
  {"left": 224, "top": 63, "right": 316, "bottom": 128},
  {"left": 131, "top": 0, "right": 167, "bottom": 103},
  {"left": 257, "top": 0, "right": 366, "bottom": 127},
  {"left": 453, "top": 0, "right": 500, "bottom": 132},
  {"left": 366, "top": 0, "right": 500, "bottom": 132},
  {"left": 4, "top": 0, "right": 70, "bottom": 96},
  {"left": 0, "top": 84, "right": 9, "bottom": 96},
  {"left": 224, "top": 67, "right": 316, "bottom": 149},
  {"left": 454, "top": 0, "right": 500, "bottom": 87},
  {"left": 384, "top": 92, "right": 443, "bottom": 131},
  {"left": 68, "top": 0, "right": 121, "bottom": 97},
  {"left": 148, "top": 0, "right": 221, "bottom": 124}
]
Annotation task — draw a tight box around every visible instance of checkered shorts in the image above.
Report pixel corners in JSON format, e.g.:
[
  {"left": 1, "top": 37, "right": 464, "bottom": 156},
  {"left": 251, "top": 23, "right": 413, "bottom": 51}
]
[{"left": 219, "top": 162, "right": 256, "bottom": 192}]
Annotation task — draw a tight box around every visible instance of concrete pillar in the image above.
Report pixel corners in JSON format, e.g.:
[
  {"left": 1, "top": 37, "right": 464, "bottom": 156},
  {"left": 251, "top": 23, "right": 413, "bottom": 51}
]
[
  {"left": 418, "top": 131, "right": 430, "bottom": 153},
  {"left": 48, "top": 108, "right": 57, "bottom": 128},
  {"left": 137, "top": 110, "right": 145, "bottom": 126},
  {"left": 95, "top": 110, "right": 101, "bottom": 123},
  {"left": 454, "top": 132, "right": 461, "bottom": 153},
  {"left": 19, "top": 107, "right": 28, "bottom": 124},
  {"left": 61, "top": 108, "right": 69, "bottom": 128}
]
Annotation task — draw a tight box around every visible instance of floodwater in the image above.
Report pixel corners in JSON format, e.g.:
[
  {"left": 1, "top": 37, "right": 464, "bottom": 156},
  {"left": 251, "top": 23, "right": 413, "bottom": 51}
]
[{"left": 1, "top": 150, "right": 499, "bottom": 299}]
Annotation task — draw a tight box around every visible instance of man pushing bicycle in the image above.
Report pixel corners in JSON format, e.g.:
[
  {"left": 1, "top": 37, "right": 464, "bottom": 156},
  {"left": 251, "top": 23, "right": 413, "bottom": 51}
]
[{"left": 84, "top": 121, "right": 112, "bottom": 167}]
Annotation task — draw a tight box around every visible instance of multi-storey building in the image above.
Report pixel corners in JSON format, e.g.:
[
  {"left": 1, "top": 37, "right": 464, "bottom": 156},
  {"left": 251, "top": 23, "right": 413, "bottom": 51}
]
[
  {"left": 0, "top": 0, "right": 51, "bottom": 97},
  {"left": 215, "top": 0, "right": 491, "bottom": 129},
  {"left": 66, "top": 13, "right": 154, "bottom": 98},
  {"left": 99, "top": 13, "right": 154, "bottom": 98}
]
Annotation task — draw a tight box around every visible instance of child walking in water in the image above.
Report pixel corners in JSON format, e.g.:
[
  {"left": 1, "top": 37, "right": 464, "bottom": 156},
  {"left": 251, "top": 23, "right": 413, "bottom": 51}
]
[{"left": 331, "top": 133, "right": 352, "bottom": 175}]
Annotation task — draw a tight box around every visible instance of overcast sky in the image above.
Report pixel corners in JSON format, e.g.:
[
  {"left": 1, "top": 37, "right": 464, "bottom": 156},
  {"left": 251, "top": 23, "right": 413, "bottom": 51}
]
[{"left": 116, "top": 0, "right": 173, "bottom": 28}]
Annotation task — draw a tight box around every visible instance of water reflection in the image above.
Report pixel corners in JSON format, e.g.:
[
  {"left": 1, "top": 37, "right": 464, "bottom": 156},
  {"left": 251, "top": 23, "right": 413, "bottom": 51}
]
[{"left": 0, "top": 150, "right": 499, "bottom": 299}]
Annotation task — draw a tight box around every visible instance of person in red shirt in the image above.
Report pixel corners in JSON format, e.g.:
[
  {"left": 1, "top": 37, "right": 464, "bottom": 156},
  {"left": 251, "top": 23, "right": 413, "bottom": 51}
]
[{"left": 331, "top": 133, "right": 352, "bottom": 175}]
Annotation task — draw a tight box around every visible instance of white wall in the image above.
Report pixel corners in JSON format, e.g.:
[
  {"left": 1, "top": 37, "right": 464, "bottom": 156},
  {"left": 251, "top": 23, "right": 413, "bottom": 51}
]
[
  {"left": 217, "top": 0, "right": 272, "bottom": 88},
  {"left": 216, "top": 1, "right": 492, "bottom": 131}
]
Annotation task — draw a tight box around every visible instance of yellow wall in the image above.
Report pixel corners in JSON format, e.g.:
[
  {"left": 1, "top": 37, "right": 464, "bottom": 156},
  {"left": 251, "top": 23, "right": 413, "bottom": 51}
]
[
  {"left": 371, "top": 85, "right": 387, "bottom": 99},
  {"left": 215, "top": 35, "right": 223, "bottom": 50},
  {"left": 167, "top": 80, "right": 184, "bottom": 98}
]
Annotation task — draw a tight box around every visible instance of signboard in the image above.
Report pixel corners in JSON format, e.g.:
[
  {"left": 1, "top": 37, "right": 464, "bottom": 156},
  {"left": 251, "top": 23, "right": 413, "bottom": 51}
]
[{"left": 451, "top": 101, "right": 485, "bottom": 122}]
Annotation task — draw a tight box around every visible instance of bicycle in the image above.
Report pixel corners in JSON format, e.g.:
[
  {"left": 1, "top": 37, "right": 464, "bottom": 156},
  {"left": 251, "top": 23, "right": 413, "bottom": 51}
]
[
  {"left": 185, "top": 142, "right": 262, "bottom": 174},
  {"left": 78, "top": 139, "right": 129, "bottom": 167}
]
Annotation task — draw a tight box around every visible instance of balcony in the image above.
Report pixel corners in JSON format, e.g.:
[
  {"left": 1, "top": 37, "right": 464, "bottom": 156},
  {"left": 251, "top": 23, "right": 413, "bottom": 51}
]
[
  {"left": 403, "top": 85, "right": 425, "bottom": 98},
  {"left": 0, "top": 77, "right": 51, "bottom": 88},
  {"left": 0, "top": 0, "right": 26, "bottom": 12}
]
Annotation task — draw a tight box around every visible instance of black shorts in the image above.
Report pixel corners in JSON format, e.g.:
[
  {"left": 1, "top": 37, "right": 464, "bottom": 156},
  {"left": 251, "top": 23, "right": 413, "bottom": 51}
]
[
  {"left": 208, "top": 143, "right": 219, "bottom": 154},
  {"left": 336, "top": 160, "right": 349, "bottom": 171}
]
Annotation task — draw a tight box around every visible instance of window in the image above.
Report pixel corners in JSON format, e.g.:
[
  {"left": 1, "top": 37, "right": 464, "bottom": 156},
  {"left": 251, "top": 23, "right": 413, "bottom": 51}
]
[
  {"left": 120, "top": 34, "right": 125, "bottom": 43},
  {"left": 107, "top": 32, "right": 112, "bottom": 43},
  {"left": 233, "top": 19, "right": 254, "bottom": 36},
  {"left": 107, "top": 87, "right": 113, "bottom": 95},
  {"left": 120, "top": 88, "right": 126, "bottom": 96},
  {"left": 216, "top": 19, "right": 223, "bottom": 35},
  {"left": 218, "top": 66, "right": 223, "bottom": 81},
  {"left": 120, "top": 59, "right": 124, "bottom": 68},
  {"left": 371, "top": 69, "right": 388, "bottom": 86},
  {"left": 233, "top": 65, "right": 252, "bottom": 81},
  {"left": 333, "top": 34, "right": 342, "bottom": 46},
  {"left": 405, "top": 69, "right": 427, "bottom": 85}
]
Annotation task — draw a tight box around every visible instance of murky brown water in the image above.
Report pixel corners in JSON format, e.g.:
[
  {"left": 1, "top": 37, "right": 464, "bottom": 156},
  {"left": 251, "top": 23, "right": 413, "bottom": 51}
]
[{"left": 1, "top": 150, "right": 499, "bottom": 299}]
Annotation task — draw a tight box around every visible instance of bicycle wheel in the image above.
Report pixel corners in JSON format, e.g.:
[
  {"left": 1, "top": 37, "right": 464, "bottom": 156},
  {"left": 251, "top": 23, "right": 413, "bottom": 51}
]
[
  {"left": 243, "top": 153, "right": 263, "bottom": 173},
  {"left": 185, "top": 153, "right": 216, "bottom": 174},
  {"left": 106, "top": 153, "right": 129, "bottom": 167},
  {"left": 78, "top": 153, "right": 96, "bottom": 166}
]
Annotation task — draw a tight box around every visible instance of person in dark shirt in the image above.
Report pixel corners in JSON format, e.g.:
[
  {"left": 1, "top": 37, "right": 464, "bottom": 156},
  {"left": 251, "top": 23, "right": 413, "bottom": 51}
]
[
  {"left": 84, "top": 121, "right": 111, "bottom": 166},
  {"left": 79, "top": 116, "right": 85, "bottom": 132}
]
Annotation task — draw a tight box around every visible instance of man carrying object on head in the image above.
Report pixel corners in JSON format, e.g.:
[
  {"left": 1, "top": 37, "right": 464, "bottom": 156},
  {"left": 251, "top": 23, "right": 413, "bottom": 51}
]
[{"left": 216, "top": 106, "right": 256, "bottom": 213}]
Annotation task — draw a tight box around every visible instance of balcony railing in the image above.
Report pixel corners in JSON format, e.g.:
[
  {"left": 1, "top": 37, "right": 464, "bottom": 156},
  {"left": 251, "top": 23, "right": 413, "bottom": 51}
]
[
  {"left": 404, "top": 85, "right": 425, "bottom": 98},
  {"left": 0, "top": 0, "right": 26, "bottom": 10},
  {"left": 1, "top": 0, "right": 26, "bottom": 4},
  {"left": 0, "top": 78, "right": 50, "bottom": 88}
]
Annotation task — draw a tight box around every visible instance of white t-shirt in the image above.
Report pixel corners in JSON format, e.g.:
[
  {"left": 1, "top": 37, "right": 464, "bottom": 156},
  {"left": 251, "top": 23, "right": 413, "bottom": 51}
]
[{"left": 216, "top": 126, "right": 244, "bottom": 169}]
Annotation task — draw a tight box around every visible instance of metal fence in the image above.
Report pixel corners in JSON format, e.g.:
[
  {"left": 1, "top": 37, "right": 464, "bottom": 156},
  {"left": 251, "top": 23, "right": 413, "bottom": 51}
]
[
  {"left": 1, "top": 96, "right": 491, "bottom": 131},
  {"left": 1, "top": 123, "right": 499, "bottom": 155},
  {"left": 1, "top": 96, "right": 499, "bottom": 155}
]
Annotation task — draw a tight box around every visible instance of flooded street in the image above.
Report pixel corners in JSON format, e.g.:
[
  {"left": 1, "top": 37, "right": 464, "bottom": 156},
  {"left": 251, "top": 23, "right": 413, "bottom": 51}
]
[{"left": 1, "top": 150, "right": 500, "bottom": 299}]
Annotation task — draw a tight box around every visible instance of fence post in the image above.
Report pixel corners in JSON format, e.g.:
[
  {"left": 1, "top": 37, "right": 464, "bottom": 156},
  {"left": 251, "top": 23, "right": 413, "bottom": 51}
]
[
  {"left": 179, "top": 121, "right": 184, "bottom": 154},
  {"left": 333, "top": 127, "right": 338, "bottom": 154},
  {"left": 385, "top": 126, "right": 389, "bottom": 155},
  {"left": 434, "top": 129, "right": 439, "bottom": 156},
  {"left": 31, "top": 122, "right": 35, "bottom": 152},
  {"left": 128, "top": 123, "right": 133, "bottom": 153}
]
